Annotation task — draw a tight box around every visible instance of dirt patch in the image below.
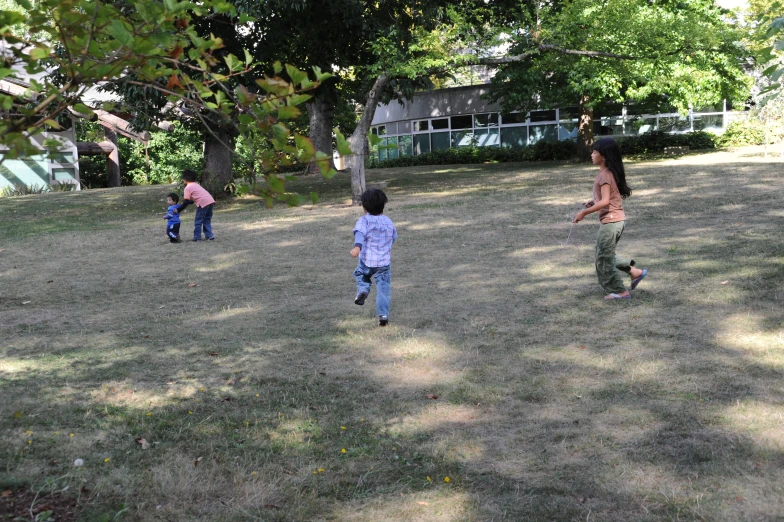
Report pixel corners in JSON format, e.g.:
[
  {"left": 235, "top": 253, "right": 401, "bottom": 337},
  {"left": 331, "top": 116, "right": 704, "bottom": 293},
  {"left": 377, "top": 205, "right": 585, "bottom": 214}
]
[{"left": 0, "top": 488, "right": 77, "bottom": 522}]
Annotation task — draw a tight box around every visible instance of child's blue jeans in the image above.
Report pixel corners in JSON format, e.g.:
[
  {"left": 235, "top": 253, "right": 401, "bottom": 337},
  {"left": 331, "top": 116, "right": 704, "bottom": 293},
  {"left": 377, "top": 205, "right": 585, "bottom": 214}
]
[
  {"left": 193, "top": 203, "right": 214, "bottom": 240},
  {"left": 354, "top": 260, "right": 390, "bottom": 317}
]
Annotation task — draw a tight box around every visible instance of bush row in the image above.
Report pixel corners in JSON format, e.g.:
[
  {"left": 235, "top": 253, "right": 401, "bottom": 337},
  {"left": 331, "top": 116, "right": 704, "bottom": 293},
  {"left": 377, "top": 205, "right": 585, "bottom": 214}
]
[{"left": 367, "top": 130, "right": 729, "bottom": 168}]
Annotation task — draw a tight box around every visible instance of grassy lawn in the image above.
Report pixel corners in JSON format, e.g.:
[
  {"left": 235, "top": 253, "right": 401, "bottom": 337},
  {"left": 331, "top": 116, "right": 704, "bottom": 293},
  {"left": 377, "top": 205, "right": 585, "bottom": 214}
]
[{"left": 1, "top": 148, "right": 784, "bottom": 521}]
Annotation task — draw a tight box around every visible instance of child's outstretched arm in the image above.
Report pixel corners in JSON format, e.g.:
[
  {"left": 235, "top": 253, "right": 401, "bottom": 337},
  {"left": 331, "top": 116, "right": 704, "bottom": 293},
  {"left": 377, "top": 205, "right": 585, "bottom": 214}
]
[
  {"left": 174, "top": 199, "right": 193, "bottom": 214},
  {"left": 574, "top": 184, "right": 610, "bottom": 223}
]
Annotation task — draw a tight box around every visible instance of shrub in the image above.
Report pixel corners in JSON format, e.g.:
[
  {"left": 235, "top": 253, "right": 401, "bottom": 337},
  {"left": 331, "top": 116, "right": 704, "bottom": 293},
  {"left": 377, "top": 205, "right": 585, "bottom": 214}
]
[
  {"left": 368, "top": 140, "right": 577, "bottom": 169},
  {"left": 714, "top": 120, "right": 766, "bottom": 147},
  {"left": 615, "top": 130, "right": 718, "bottom": 155}
]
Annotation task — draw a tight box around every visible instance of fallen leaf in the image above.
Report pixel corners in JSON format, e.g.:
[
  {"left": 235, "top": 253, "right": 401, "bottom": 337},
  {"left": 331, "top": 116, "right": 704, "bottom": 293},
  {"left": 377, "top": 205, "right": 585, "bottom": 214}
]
[
  {"left": 426, "top": 394, "right": 438, "bottom": 400},
  {"left": 579, "top": 345, "right": 586, "bottom": 350},
  {"left": 194, "top": 456, "right": 203, "bottom": 467},
  {"left": 143, "top": 335, "right": 150, "bottom": 339},
  {"left": 264, "top": 504, "right": 281, "bottom": 510},
  {"left": 135, "top": 437, "right": 150, "bottom": 450},
  {"left": 319, "top": 372, "right": 326, "bottom": 376},
  {"left": 721, "top": 280, "right": 729, "bottom": 285},
  {"left": 13, "top": 411, "right": 23, "bottom": 419},
  {"left": 1, "top": 490, "right": 12, "bottom": 497},
  {"left": 187, "top": 283, "right": 199, "bottom": 287},
  {"left": 417, "top": 501, "right": 430, "bottom": 506},
  {"left": 207, "top": 352, "right": 219, "bottom": 356},
  {"left": 21, "top": 301, "right": 31, "bottom": 305}
]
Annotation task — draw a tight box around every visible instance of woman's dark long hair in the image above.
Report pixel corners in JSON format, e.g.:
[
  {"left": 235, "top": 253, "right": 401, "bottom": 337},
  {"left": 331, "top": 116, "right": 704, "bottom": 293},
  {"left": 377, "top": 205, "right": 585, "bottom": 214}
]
[{"left": 592, "top": 138, "right": 631, "bottom": 198}]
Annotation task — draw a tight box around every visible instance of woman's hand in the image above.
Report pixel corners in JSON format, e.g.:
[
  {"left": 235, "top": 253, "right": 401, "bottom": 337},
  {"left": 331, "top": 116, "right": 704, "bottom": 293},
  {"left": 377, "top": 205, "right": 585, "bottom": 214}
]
[
  {"left": 573, "top": 211, "right": 586, "bottom": 223},
  {"left": 584, "top": 200, "right": 594, "bottom": 208}
]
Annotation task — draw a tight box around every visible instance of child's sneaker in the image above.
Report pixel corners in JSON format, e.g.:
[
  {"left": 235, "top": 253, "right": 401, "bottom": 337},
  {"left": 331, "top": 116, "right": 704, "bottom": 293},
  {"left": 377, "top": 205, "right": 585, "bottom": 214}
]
[
  {"left": 354, "top": 292, "right": 368, "bottom": 305},
  {"left": 378, "top": 315, "right": 389, "bottom": 326}
]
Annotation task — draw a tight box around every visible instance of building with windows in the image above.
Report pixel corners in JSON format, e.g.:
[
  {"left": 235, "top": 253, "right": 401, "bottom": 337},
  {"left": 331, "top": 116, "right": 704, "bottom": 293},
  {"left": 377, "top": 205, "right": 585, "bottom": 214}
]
[{"left": 369, "top": 84, "right": 736, "bottom": 162}]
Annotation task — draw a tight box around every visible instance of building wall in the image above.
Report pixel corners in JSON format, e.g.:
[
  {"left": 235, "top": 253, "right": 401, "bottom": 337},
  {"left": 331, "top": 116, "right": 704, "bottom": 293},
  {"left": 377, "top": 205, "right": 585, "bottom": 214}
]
[
  {"left": 369, "top": 85, "right": 734, "bottom": 162},
  {"left": 0, "top": 128, "right": 80, "bottom": 190}
]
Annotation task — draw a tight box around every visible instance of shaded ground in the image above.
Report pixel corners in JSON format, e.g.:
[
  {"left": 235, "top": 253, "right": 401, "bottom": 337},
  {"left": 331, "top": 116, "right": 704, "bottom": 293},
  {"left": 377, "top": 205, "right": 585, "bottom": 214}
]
[{"left": 1, "top": 147, "right": 783, "bottom": 521}]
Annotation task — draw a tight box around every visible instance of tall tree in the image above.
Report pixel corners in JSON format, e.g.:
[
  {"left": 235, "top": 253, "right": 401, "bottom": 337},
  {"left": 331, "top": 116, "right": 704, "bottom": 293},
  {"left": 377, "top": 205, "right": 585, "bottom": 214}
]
[
  {"left": 485, "top": 0, "right": 752, "bottom": 158},
  {"left": 0, "top": 0, "right": 334, "bottom": 201}
]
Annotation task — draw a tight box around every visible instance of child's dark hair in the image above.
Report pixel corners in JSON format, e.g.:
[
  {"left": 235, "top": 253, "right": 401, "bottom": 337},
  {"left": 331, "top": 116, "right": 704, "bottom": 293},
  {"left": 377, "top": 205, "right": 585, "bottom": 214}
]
[
  {"left": 592, "top": 138, "right": 631, "bottom": 198},
  {"left": 361, "top": 188, "right": 388, "bottom": 215},
  {"left": 182, "top": 169, "right": 197, "bottom": 182},
  {"left": 166, "top": 192, "right": 179, "bottom": 203}
]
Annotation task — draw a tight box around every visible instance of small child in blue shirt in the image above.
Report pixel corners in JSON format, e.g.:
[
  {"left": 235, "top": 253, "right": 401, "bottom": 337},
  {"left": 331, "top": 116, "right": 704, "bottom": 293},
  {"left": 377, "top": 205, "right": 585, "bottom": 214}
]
[
  {"left": 163, "top": 192, "right": 182, "bottom": 243},
  {"left": 350, "top": 189, "right": 397, "bottom": 326}
]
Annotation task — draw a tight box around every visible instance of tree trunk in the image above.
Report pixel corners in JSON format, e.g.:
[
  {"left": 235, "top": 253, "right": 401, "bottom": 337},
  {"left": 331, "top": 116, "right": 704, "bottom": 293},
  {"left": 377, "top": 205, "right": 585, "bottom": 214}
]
[
  {"left": 202, "top": 126, "right": 235, "bottom": 192},
  {"left": 103, "top": 126, "right": 121, "bottom": 187},
  {"left": 348, "top": 75, "right": 389, "bottom": 204},
  {"left": 306, "top": 97, "right": 335, "bottom": 175},
  {"left": 577, "top": 95, "right": 594, "bottom": 161}
]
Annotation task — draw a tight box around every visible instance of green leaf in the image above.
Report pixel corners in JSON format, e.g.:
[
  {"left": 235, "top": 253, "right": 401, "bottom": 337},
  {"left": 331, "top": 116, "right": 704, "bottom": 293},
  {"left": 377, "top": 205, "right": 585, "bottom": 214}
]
[
  {"left": 238, "top": 13, "right": 256, "bottom": 24},
  {"left": 277, "top": 105, "right": 301, "bottom": 120},
  {"left": 244, "top": 49, "right": 253, "bottom": 67},
  {"left": 312, "top": 65, "right": 332, "bottom": 82},
  {"left": 310, "top": 192, "right": 319, "bottom": 204},
  {"left": 273, "top": 61, "right": 282, "bottom": 74},
  {"left": 295, "top": 135, "right": 315, "bottom": 160},
  {"left": 285, "top": 64, "right": 308, "bottom": 85},
  {"left": 29, "top": 46, "right": 50, "bottom": 60},
  {"left": 73, "top": 103, "right": 94, "bottom": 117},
  {"left": 109, "top": 19, "right": 134, "bottom": 49},
  {"left": 368, "top": 133, "right": 383, "bottom": 147},
  {"left": 288, "top": 94, "right": 312, "bottom": 106},
  {"left": 335, "top": 128, "right": 353, "bottom": 156},
  {"left": 13, "top": 411, "right": 23, "bottom": 419},
  {"left": 43, "top": 119, "right": 61, "bottom": 129}
]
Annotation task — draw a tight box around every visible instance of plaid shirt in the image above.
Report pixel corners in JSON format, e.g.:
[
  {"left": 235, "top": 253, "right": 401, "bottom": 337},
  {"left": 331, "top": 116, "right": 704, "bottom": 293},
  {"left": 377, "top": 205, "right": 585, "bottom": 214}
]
[{"left": 354, "top": 214, "right": 397, "bottom": 267}]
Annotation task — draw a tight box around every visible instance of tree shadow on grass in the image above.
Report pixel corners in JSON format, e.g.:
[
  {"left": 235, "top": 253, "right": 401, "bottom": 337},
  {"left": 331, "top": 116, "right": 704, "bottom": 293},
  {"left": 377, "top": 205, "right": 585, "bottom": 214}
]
[{"left": 2, "top": 156, "right": 784, "bottom": 520}]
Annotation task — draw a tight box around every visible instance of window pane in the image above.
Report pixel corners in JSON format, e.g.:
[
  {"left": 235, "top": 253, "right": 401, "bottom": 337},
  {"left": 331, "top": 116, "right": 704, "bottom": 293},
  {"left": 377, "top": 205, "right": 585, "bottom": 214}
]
[
  {"left": 377, "top": 125, "right": 387, "bottom": 135},
  {"left": 386, "top": 123, "right": 398, "bottom": 135},
  {"left": 451, "top": 130, "right": 474, "bottom": 147},
  {"left": 414, "top": 120, "right": 429, "bottom": 132},
  {"left": 378, "top": 137, "right": 387, "bottom": 161},
  {"left": 414, "top": 134, "right": 430, "bottom": 155},
  {"left": 371, "top": 127, "right": 378, "bottom": 135},
  {"left": 594, "top": 117, "right": 623, "bottom": 136},
  {"left": 624, "top": 116, "right": 657, "bottom": 135},
  {"left": 386, "top": 136, "right": 399, "bottom": 159},
  {"left": 398, "top": 135, "right": 413, "bottom": 157},
  {"left": 431, "top": 118, "right": 449, "bottom": 130},
  {"left": 692, "top": 114, "right": 723, "bottom": 132},
  {"left": 559, "top": 107, "right": 579, "bottom": 120},
  {"left": 558, "top": 122, "right": 578, "bottom": 141},
  {"left": 529, "top": 124, "right": 557, "bottom": 145},
  {"left": 530, "top": 110, "right": 556, "bottom": 122},
  {"left": 398, "top": 121, "right": 411, "bottom": 134},
  {"left": 451, "top": 115, "right": 472, "bottom": 130},
  {"left": 502, "top": 113, "right": 526, "bottom": 124},
  {"left": 431, "top": 131, "right": 450, "bottom": 150},
  {"left": 658, "top": 116, "right": 691, "bottom": 133},
  {"left": 52, "top": 167, "right": 76, "bottom": 181},
  {"left": 475, "top": 128, "right": 500, "bottom": 146},
  {"left": 501, "top": 127, "right": 527, "bottom": 147},
  {"left": 475, "top": 113, "right": 499, "bottom": 127}
]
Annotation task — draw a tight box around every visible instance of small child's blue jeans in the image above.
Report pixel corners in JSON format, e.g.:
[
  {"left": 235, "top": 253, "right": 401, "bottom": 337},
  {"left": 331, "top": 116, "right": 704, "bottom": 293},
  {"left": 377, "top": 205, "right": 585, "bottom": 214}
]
[
  {"left": 193, "top": 203, "right": 214, "bottom": 240},
  {"left": 354, "top": 260, "right": 390, "bottom": 317}
]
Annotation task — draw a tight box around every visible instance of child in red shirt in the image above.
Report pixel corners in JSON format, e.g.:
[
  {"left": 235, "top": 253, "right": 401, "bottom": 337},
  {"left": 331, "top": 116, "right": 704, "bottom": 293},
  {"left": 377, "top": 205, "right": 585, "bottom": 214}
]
[{"left": 173, "top": 169, "right": 216, "bottom": 241}]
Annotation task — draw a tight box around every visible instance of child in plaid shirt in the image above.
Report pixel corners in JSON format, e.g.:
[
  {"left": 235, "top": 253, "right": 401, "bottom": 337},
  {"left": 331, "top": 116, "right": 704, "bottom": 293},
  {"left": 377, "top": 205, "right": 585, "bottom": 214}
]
[{"left": 350, "top": 189, "right": 397, "bottom": 326}]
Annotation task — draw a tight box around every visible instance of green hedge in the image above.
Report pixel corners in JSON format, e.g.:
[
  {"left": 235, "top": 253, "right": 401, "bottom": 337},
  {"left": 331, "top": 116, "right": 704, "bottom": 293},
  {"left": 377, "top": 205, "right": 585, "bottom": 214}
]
[
  {"left": 368, "top": 140, "right": 577, "bottom": 168},
  {"left": 615, "top": 130, "right": 718, "bottom": 155},
  {"left": 368, "top": 131, "right": 724, "bottom": 168}
]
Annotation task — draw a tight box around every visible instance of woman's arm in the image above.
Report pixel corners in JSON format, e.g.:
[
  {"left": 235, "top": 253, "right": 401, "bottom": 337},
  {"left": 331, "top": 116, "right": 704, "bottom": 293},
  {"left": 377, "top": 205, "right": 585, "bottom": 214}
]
[{"left": 573, "top": 184, "right": 610, "bottom": 223}]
